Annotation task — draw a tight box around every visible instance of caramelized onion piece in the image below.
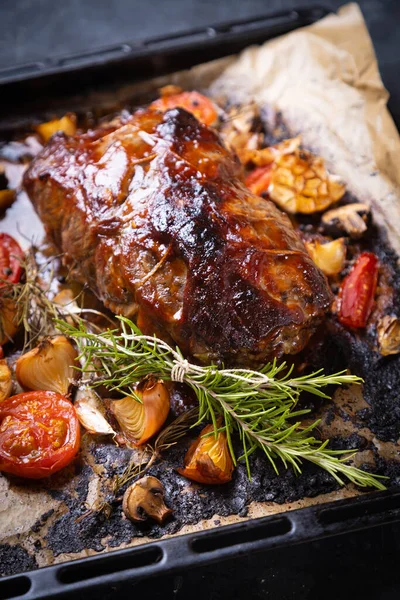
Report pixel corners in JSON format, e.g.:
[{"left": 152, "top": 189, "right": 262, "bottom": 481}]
[
  {"left": 305, "top": 238, "right": 346, "bottom": 277},
  {"left": 16, "top": 335, "right": 79, "bottom": 395},
  {"left": 0, "top": 298, "right": 19, "bottom": 345},
  {"left": 123, "top": 476, "right": 172, "bottom": 524},
  {"left": 0, "top": 359, "right": 12, "bottom": 402},
  {"left": 0, "top": 189, "right": 16, "bottom": 212},
  {"left": 178, "top": 423, "right": 234, "bottom": 485},
  {"left": 35, "top": 113, "right": 77, "bottom": 142},
  {"left": 377, "top": 316, "right": 400, "bottom": 356},
  {"left": 109, "top": 376, "right": 170, "bottom": 445}
]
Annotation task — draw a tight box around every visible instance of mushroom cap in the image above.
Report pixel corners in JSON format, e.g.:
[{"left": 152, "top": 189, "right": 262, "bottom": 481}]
[{"left": 122, "top": 476, "right": 173, "bottom": 525}]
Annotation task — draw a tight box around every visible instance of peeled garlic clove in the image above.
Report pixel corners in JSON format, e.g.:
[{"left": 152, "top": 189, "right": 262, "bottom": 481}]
[
  {"left": 178, "top": 422, "right": 234, "bottom": 485},
  {"left": 110, "top": 376, "right": 170, "bottom": 445},
  {"left": 0, "top": 359, "right": 12, "bottom": 402},
  {"left": 0, "top": 297, "right": 19, "bottom": 345},
  {"left": 122, "top": 476, "right": 172, "bottom": 525},
  {"left": 74, "top": 387, "right": 115, "bottom": 435},
  {"left": 16, "top": 335, "right": 79, "bottom": 395},
  {"left": 305, "top": 238, "right": 346, "bottom": 277}
]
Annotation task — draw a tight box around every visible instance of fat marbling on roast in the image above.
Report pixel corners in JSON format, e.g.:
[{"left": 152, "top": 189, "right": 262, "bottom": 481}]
[{"left": 23, "top": 107, "right": 331, "bottom": 363}]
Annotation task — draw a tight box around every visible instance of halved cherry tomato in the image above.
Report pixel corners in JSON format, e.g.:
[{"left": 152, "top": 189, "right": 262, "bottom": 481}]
[
  {"left": 149, "top": 91, "right": 218, "bottom": 126},
  {"left": 0, "top": 233, "right": 24, "bottom": 286},
  {"left": 245, "top": 165, "right": 273, "bottom": 196},
  {"left": 338, "top": 252, "right": 378, "bottom": 329},
  {"left": 0, "top": 391, "right": 80, "bottom": 479}
]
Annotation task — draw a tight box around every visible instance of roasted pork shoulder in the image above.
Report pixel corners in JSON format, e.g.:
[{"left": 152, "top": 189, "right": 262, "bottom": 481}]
[{"left": 23, "top": 107, "right": 332, "bottom": 364}]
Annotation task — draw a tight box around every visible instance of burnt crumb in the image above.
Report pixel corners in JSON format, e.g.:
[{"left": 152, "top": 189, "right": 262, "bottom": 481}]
[
  {"left": 328, "top": 434, "right": 369, "bottom": 451},
  {"left": 31, "top": 508, "right": 55, "bottom": 533},
  {"left": 0, "top": 544, "right": 37, "bottom": 577}
]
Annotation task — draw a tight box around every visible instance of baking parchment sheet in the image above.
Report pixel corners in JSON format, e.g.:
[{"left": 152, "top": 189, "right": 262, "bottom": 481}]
[{"left": 1, "top": 3, "right": 399, "bottom": 575}]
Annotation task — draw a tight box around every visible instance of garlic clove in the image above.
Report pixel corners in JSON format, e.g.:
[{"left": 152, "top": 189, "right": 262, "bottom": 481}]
[
  {"left": 0, "top": 359, "right": 12, "bottom": 402},
  {"left": 377, "top": 316, "right": 400, "bottom": 356},
  {"left": 74, "top": 387, "right": 116, "bottom": 436},
  {"left": 110, "top": 376, "right": 170, "bottom": 445},
  {"left": 16, "top": 335, "right": 79, "bottom": 395},
  {"left": 178, "top": 423, "right": 234, "bottom": 485},
  {"left": 305, "top": 238, "right": 346, "bottom": 277}
]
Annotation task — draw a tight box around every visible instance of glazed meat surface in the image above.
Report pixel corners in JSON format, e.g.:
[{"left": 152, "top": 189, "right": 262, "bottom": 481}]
[{"left": 24, "top": 107, "right": 332, "bottom": 364}]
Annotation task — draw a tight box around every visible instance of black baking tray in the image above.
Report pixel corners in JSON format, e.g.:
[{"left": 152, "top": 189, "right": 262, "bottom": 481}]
[
  {"left": 0, "top": 5, "right": 329, "bottom": 130},
  {"left": 1, "top": 5, "right": 400, "bottom": 599}
]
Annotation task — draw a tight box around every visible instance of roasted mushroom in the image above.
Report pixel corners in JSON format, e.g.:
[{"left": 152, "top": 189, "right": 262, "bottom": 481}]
[
  {"left": 377, "top": 316, "right": 400, "bottom": 356},
  {"left": 122, "top": 476, "right": 172, "bottom": 525},
  {"left": 321, "top": 203, "right": 370, "bottom": 238}
]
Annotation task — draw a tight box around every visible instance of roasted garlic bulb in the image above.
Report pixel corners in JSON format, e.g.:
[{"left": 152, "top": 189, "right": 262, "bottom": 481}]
[
  {"left": 178, "top": 423, "right": 234, "bottom": 485},
  {"left": 305, "top": 238, "right": 346, "bottom": 277},
  {"left": 245, "top": 136, "right": 345, "bottom": 214},
  {"left": 16, "top": 335, "right": 79, "bottom": 395},
  {"left": 109, "top": 376, "right": 170, "bottom": 445}
]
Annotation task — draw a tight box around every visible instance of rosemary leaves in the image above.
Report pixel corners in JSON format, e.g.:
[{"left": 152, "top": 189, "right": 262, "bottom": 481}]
[{"left": 58, "top": 317, "right": 386, "bottom": 490}]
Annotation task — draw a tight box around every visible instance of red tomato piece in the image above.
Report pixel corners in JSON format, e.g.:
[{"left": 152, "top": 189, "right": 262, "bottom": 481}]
[
  {"left": 245, "top": 166, "right": 273, "bottom": 196},
  {"left": 0, "top": 391, "right": 80, "bottom": 479},
  {"left": 339, "top": 252, "right": 378, "bottom": 328},
  {"left": 150, "top": 91, "right": 218, "bottom": 126},
  {"left": 0, "top": 233, "right": 24, "bottom": 286}
]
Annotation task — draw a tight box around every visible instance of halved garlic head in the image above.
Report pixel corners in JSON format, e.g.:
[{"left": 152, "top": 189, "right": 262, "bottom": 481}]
[
  {"left": 268, "top": 140, "right": 345, "bottom": 214},
  {"left": 178, "top": 423, "right": 234, "bottom": 485},
  {"left": 16, "top": 335, "right": 79, "bottom": 395},
  {"left": 305, "top": 238, "right": 346, "bottom": 277},
  {"left": 0, "top": 297, "right": 19, "bottom": 345},
  {"left": 110, "top": 377, "right": 170, "bottom": 446},
  {"left": 0, "top": 359, "right": 12, "bottom": 402},
  {"left": 35, "top": 113, "right": 77, "bottom": 142},
  {"left": 74, "top": 387, "right": 115, "bottom": 436}
]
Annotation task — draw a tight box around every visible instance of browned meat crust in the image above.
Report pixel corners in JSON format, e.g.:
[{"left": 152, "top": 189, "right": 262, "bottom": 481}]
[{"left": 23, "top": 107, "right": 332, "bottom": 363}]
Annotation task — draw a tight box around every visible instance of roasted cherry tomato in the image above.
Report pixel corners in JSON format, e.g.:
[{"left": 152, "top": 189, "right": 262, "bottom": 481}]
[
  {"left": 150, "top": 91, "right": 218, "bottom": 126},
  {"left": 0, "top": 391, "right": 80, "bottom": 479},
  {"left": 0, "top": 233, "right": 24, "bottom": 286},
  {"left": 339, "top": 252, "right": 378, "bottom": 329},
  {"left": 245, "top": 165, "right": 273, "bottom": 196}
]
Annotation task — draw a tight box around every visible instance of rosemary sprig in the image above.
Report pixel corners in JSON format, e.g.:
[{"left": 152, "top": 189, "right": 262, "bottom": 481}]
[
  {"left": 2, "top": 249, "right": 113, "bottom": 348},
  {"left": 58, "top": 316, "right": 386, "bottom": 490}
]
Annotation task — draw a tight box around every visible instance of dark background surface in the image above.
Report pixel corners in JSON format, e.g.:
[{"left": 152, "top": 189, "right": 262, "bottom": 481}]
[
  {"left": 1, "top": 1, "right": 399, "bottom": 598},
  {"left": 1, "top": 0, "right": 400, "bottom": 125}
]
